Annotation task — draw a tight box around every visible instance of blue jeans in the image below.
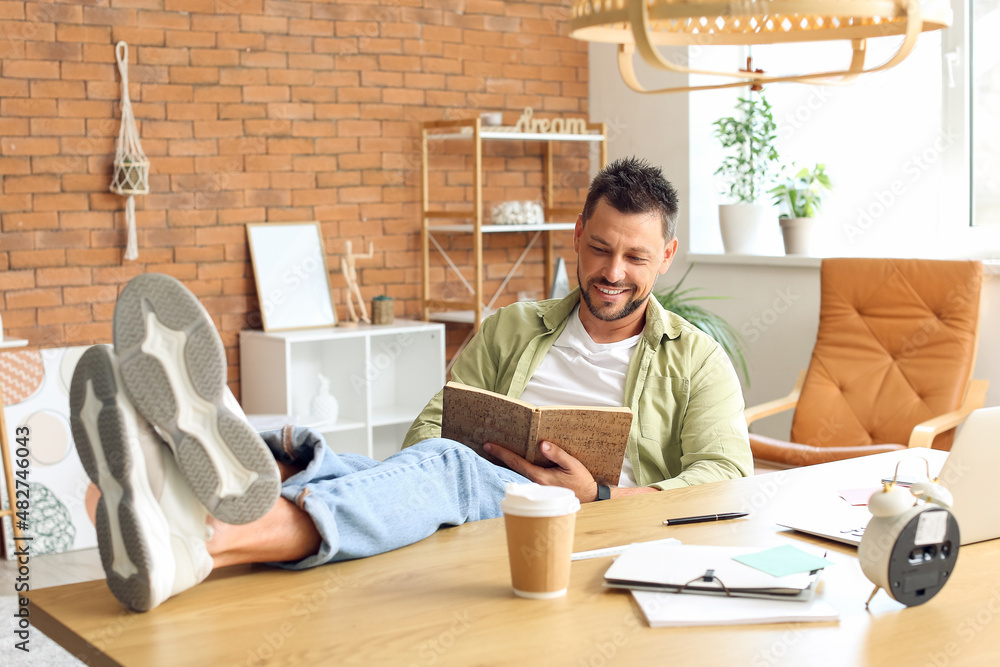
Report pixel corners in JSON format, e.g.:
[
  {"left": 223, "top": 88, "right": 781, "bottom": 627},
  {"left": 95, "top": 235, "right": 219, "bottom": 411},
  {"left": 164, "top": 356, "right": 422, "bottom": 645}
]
[{"left": 258, "top": 427, "right": 529, "bottom": 570}]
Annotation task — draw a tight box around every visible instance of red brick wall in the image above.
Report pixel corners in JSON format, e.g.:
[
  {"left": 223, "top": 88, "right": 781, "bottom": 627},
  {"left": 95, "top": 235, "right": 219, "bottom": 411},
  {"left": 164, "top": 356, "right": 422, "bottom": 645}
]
[{"left": 0, "top": 0, "right": 590, "bottom": 397}]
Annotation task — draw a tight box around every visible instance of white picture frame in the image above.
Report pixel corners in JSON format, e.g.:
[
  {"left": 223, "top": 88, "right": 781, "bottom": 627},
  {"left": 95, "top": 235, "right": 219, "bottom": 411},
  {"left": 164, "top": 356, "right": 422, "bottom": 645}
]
[{"left": 246, "top": 221, "right": 337, "bottom": 332}]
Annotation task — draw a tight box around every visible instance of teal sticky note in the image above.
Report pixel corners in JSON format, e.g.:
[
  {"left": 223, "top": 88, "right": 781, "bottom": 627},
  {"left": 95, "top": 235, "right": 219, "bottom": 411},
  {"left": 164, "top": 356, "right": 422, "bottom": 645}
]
[{"left": 732, "top": 545, "right": 834, "bottom": 578}]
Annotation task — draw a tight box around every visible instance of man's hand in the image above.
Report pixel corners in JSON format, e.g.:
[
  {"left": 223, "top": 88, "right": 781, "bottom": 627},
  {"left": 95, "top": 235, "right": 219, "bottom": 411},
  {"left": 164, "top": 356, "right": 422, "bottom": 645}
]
[{"left": 484, "top": 440, "right": 599, "bottom": 503}]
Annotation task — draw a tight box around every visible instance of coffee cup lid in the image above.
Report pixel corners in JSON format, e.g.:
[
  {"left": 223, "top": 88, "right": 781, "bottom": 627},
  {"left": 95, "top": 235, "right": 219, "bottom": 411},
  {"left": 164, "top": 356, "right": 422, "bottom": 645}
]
[{"left": 501, "top": 483, "right": 581, "bottom": 517}]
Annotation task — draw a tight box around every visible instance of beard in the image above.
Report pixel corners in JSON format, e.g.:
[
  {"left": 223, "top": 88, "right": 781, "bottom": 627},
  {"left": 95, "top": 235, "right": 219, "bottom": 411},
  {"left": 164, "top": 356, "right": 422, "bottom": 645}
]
[{"left": 578, "top": 266, "right": 649, "bottom": 322}]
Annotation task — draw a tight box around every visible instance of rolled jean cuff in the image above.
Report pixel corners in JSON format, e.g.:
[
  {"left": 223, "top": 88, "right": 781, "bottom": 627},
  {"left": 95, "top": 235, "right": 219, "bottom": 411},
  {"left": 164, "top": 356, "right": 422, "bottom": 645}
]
[
  {"left": 258, "top": 425, "right": 325, "bottom": 467},
  {"left": 270, "top": 486, "right": 341, "bottom": 571}
]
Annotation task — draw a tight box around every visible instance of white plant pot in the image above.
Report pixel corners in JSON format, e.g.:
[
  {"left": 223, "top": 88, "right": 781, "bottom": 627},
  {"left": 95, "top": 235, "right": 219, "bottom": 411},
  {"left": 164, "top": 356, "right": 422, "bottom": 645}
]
[
  {"left": 718, "top": 204, "right": 770, "bottom": 254},
  {"left": 779, "top": 217, "right": 817, "bottom": 255}
]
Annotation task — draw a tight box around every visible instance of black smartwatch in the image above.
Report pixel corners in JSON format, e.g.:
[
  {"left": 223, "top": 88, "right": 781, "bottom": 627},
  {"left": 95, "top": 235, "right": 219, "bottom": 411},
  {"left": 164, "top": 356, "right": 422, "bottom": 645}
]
[{"left": 596, "top": 484, "right": 611, "bottom": 501}]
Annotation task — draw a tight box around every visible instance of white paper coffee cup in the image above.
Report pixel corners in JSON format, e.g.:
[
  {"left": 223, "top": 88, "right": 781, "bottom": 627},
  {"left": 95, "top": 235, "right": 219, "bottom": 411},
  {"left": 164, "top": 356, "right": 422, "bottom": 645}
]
[{"left": 501, "top": 483, "right": 580, "bottom": 599}]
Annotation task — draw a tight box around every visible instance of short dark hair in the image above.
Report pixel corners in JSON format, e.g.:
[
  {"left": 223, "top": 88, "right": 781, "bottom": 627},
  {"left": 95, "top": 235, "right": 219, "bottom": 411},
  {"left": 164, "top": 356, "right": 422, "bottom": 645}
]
[{"left": 581, "top": 157, "right": 679, "bottom": 242}]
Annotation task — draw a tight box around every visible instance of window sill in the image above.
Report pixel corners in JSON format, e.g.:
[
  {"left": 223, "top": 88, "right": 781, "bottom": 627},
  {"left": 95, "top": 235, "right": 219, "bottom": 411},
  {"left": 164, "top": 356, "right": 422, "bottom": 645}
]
[
  {"left": 686, "top": 253, "right": 822, "bottom": 269},
  {"left": 687, "top": 253, "right": 1000, "bottom": 275}
]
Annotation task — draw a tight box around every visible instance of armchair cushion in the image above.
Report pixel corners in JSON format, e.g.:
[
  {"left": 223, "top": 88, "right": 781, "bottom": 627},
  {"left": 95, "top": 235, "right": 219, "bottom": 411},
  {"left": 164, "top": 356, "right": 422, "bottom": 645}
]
[{"left": 749, "top": 433, "right": 904, "bottom": 468}]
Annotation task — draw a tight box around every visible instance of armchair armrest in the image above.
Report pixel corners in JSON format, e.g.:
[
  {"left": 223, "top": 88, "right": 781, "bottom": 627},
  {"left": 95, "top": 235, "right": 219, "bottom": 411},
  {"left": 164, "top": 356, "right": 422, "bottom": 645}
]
[
  {"left": 744, "top": 370, "right": 807, "bottom": 427},
  {"left": 907, "top": 379, "right": 989, "bottom": 449}
]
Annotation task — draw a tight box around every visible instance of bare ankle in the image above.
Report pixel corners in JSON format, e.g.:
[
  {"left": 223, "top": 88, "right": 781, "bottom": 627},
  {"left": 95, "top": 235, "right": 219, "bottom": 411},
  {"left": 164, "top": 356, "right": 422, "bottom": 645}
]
[{"left": 203, "top": 498, "right": 321, "bottom": 568}]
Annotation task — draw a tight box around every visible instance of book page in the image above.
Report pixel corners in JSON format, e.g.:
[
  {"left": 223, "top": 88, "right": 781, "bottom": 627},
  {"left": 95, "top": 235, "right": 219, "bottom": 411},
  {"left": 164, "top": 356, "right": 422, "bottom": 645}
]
[
  {"left": 441, "top": 383, "right": 537, "bottom": 464},
  {"left": 535, "top": 407, "right": 632, "bottom": 486}
]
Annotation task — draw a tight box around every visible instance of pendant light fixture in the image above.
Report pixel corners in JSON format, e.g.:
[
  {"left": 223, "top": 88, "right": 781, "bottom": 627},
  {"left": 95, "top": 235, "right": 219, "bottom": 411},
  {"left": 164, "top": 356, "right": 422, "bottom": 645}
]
[{"left": 570, "top": 0, "right": 953, "bottom": 93}]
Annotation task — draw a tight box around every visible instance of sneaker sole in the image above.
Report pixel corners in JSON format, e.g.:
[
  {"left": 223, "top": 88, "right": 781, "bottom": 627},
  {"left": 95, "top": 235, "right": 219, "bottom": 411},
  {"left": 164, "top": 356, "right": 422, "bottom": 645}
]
[
  {"left": 113, "top": 273, "right": 279, "bottom": 525},
  {"left": 69, "top": 345, "right": 173, "bottom": 612}
]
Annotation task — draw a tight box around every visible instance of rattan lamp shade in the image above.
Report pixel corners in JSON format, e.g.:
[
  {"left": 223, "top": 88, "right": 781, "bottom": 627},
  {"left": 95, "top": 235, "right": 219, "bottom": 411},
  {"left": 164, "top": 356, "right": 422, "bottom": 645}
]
[{"left": 570, "top": 0, "right": 953, "bottom": 92}]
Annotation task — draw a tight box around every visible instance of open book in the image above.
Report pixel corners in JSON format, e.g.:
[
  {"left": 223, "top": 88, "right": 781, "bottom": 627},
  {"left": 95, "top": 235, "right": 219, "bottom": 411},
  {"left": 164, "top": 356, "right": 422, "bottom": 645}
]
[{"left": 440, "top": 382, "right": 633, "bottom": 486}]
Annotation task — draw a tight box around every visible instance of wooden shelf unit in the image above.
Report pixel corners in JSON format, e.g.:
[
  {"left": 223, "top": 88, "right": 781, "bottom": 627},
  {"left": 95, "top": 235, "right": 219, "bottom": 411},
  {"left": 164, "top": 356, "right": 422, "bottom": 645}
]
[{"left": 419, "top": 118, "right": 607, "bottom": 331}]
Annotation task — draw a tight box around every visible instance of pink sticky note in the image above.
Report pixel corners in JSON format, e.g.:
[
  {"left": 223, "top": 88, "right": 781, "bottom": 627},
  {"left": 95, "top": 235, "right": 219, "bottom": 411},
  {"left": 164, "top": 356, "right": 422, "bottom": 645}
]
[{"left": 838, "top": 487, "right": 881, "bottom": 506}]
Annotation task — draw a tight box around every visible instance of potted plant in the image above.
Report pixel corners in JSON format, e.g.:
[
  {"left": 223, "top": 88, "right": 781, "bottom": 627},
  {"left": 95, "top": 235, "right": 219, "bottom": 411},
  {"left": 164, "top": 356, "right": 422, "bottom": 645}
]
[
  {"left": 654, "top": 265, "right": 748, "bottom": 385},
  {"left": 712, "top": 89, "right": 780, "bottom": 254},
  {"left": 768, "top": 163, "right": 833, "bottom": 255}
]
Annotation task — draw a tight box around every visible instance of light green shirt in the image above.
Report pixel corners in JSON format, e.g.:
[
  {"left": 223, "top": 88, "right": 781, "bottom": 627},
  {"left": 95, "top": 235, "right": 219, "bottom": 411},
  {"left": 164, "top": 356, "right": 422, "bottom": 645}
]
[{"left": 403, "top": 288, "right": 753, "bottom": 490}]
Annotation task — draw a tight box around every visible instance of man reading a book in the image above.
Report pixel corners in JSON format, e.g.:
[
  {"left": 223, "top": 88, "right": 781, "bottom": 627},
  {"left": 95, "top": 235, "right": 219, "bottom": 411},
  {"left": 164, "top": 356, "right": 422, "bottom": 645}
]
[
  {"left": 74, "top": 157, "right": 751, "bottom": 612},
  {"left": 404, "top": 155, "right": 753, "bottom": 501}
]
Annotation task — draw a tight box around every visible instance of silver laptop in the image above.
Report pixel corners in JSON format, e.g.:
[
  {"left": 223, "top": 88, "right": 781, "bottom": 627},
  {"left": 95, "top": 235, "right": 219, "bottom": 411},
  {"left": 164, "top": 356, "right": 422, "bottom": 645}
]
[{"left": 777, "top": 406, "right": 1000, "bottom": 547}]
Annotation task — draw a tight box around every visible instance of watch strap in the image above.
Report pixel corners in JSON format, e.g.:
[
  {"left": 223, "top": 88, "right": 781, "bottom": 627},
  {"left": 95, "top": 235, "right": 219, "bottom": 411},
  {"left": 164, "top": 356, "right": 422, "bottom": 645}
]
[{"left": 596, "top": 484, "right": 611, "bottom": 501}]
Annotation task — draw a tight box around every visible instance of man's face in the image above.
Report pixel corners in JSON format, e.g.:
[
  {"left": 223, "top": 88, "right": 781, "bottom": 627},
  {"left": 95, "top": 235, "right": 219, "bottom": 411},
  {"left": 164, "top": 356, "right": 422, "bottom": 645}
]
[{"left": 573, "top": 198, "right": 676, "bottom": 325}]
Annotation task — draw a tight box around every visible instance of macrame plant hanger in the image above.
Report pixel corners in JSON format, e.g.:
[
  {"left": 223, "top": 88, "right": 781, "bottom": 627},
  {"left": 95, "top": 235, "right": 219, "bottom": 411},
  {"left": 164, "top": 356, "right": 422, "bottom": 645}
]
[{"left": 110, "top": 41, "right": 149, "bottom": 262}]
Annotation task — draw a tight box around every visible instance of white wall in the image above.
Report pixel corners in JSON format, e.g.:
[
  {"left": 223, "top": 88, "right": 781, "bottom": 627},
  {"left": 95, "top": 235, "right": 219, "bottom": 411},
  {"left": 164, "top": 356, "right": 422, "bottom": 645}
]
[{"left": 589, "top": 42, "right": 1000, "bottom": 440}]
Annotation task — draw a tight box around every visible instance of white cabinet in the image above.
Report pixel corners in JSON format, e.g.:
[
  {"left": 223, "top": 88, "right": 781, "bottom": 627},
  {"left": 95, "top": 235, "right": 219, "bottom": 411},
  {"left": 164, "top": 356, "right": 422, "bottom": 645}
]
[{"left": 239, "top": 320, "right": 445, "bottom": 461}]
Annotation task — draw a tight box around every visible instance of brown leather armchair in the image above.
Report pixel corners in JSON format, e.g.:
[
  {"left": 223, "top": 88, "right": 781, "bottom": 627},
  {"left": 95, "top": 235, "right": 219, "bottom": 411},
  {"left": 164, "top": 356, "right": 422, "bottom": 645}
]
[{"left": 746, "top": 258, "right": 988, "bottom": 470}]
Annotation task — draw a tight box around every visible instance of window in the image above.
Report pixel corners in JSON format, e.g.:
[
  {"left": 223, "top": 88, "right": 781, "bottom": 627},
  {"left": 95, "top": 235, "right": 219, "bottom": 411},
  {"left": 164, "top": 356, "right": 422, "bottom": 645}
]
[
  {"left": 972, "top": 0, "right": 1000, "bottom": 226},
  {"left": 688, "top": 38, "right": 947, "bottom": 258},
  {"left": 686, "top": 2, "right": 1000, "bottom": 258}
]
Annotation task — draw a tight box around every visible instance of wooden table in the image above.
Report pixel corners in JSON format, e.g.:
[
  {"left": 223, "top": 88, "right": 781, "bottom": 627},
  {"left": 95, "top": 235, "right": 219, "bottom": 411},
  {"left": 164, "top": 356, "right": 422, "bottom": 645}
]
[{"left": 30, "top": 448, "right": 1000, "bottom": 666}]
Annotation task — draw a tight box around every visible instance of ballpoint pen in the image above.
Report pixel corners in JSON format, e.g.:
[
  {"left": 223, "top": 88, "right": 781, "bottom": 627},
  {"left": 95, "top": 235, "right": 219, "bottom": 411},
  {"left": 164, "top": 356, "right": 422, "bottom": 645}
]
[{"left": 662, "top": 512, "right": 749, "bottom": 526}]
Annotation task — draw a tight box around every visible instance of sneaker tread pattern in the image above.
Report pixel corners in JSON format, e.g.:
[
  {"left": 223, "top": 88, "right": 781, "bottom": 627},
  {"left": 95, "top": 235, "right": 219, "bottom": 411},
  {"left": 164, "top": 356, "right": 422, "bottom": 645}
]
[
  {"left": 113, "top": 273, "right": 279, "bottom": 524},
  {"left": 69, "top": 346, "right": 156, "bottom": 612}
]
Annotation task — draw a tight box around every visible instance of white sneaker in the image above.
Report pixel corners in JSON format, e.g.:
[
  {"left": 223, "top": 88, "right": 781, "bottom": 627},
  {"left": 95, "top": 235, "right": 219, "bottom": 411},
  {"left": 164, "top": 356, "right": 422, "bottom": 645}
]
[
  {"left": 70, "top": 345, "right": 213, "bottom": 612},
  {"left": 112, "top": 273, "right": 280, "bottom": 525}
]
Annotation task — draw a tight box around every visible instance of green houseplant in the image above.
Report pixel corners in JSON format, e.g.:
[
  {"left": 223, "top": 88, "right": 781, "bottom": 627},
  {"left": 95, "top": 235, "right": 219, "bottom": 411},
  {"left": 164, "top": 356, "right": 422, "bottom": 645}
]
[
  {"left": 654, "top": 265, "right": 748, "bottom": 385},
  {"left": 768, "top": 163, "right": 833, "bottom": 255},
  {"left": 769, "top": 163, "right": 833, "bottom": 219},
  {"left": 712, "top": 90, "right": 780, "bottom": 255}
]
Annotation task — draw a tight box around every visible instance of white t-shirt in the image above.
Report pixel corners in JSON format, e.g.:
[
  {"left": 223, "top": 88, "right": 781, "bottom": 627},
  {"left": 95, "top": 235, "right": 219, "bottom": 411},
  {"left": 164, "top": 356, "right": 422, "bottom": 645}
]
[{"left": 517, "top": 305, "right": 641, "bottom": 487}]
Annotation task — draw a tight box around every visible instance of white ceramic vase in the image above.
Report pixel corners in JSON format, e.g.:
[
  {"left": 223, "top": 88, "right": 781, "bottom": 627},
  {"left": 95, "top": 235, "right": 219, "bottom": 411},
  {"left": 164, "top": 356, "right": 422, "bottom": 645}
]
[
  {"left": 311, "top": 372, "right": 339, "bottom": 425},
  {"left": 718, "top": 203, "right": 770, "bottom": 254},
  {"left": 779, "top": 217, "right": 817, "bottom": 255}
]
